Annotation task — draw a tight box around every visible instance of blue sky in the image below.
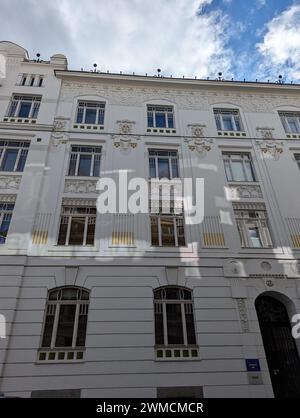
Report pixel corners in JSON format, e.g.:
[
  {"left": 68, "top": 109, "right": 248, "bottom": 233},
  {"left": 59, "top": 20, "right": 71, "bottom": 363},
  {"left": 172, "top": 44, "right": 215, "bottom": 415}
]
[{"left": 0, "top": 0, "right": 300, "bottom": 82}]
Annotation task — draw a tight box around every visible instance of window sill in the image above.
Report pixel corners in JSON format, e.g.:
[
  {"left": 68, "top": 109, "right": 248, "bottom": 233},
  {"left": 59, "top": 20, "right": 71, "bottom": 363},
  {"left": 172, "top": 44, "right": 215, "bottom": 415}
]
[
  {"left": 217, "top": 131, "right": 247, "bottom": 137},
  {"left": 155, "top": 346, "right": 199, "bottom": 361},
  {"left": 3, "top": 117, "right": 37, "bottom": 124},
  {"left": 146, "top": 128, "right": 176, "bottom": 135},
  {"left": 0, "top": 171, "right": 23, "bottom": 176},
  {"left": 37, "top": 348, "right": 85, "bottom": 363},
  {"left": 73, "top": 123, "right": 104, "bottom": 131},
  {"left": 286, "top": 133, "right": 300, "bottom": 139}
]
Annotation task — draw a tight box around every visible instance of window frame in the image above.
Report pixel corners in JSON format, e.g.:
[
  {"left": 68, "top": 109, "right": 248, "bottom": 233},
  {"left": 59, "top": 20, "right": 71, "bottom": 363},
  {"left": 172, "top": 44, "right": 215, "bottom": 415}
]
[
  {"left": 0, "top": 140, "right": 30, "bottom": 172},
  {"left": 154, "top": 287, "right": 197, "bottom": 348},
  {"left": 41, "top": 287, "right": 89, "bottom": 350},
  {"left": 222, "top": 152, "right": 256, "bottom": 182},
  {"left": 0, "top": 202, "right": 14, "bottom": 244},
  {"left": 147, "top": 105, "right": 175, "bottom": 129},
  {"left": 75, "top": 101, "right": 105, "bottom": 126},
  {"left": 6, "top": 95, "right": 42, "bottom": 119},
  {"left": 150, "top": 213, "right": 185, "bottom": 247},
  {"left": 148, "top": 149, "right": 179, "bottom": 179},
  {"left": 279, "top": 111, "right": 300, "bottom": 134},
  {"left": 67, "top": 145, "right": 102, "bottom": 177},
  {"left": 57, "top": 204, "right": 97, "bottom": 246},
  {"left": 214, "top": 108, "right": 244, "bottom": 132}
]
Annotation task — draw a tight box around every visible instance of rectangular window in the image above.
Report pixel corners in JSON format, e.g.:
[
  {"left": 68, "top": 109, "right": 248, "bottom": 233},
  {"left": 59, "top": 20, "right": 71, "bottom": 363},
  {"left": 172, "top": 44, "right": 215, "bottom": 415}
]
[
  {"left": 6, "top": 95, "right": 41, "bottom": 119},
  {"left": 233, "top": 203, "right": 273, "bottom": 248},
  {"left": 68, "top": 146, "right": 101, "bottom": 177},
  {"left": 148, "top": 150, "right": 179, "bottom": 179},
  {"left": 75, "top": 101, "right": 105, "bottom": 125},
  {"left": 223, "top": 152, "right": 256, "bottom": 182},
  {"left": 0, "top": 202, "right": 14, "bottom": 244},
  {"left": 147, "top": 105, "right": 174, "bottom": 129},
  {"left": 0, "top": 141, "right": 30, "bottom": 172},
  {"left": 150, "top": 214, "right": 185, "bottom": 247},
  {"left": 214, "top": 109, "right": 243, "bottom": 132},
  {"left": 279, "top": 111, "right": 300, "bottom": 133},
  {"left": 57, "top": 204, "right": 96, "bottom": 246},
  {"left": 17, "top": 74, "right": 45, "bottom": 87}
]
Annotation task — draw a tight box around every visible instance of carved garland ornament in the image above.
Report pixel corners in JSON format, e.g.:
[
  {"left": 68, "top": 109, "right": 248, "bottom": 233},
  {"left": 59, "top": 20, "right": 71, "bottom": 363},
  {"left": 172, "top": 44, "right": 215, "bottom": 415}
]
[
  {"left": 256, "top": 127, "right": 284, "bottom": 159},
  {"left": 184, "top": 124, "right": 213, "bottom": 157},
  {"left": 112, "top": 120, "right": 140, "bottom": 151}
]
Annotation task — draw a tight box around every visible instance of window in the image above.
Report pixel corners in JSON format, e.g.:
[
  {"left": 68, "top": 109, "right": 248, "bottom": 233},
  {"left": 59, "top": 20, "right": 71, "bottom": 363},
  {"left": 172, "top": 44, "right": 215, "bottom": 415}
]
[
  {"left": 6, "top": 95, "right": 41, "bottom": 119},
  {"left": 233, "top": 202, "right": 273, "bottom": 248},
  {"left": 17, "top": 74, "right": 44, "bottom": 87},
  {"left": 68, "top": 146, "right": 101, "bottom": 177},
  {"left": 294, "top": 154, "right": 300, "bottom": 170},
  {"left": 214, "top": 109, "right": 243, "bottom": 132},
  {"left": 0, "top": 141, "right": 29, "bottom": 172},
  {"left": 154, "top": 287, "right": 197, "bottom": 358},
  {"left": 147, "top": 105, "right": 174, "bottom": 129},
  {"left": 57, "top": 203, "right": 96, "bottom": 246},
  {"left": 41, "top": 287, "right": 89, "bottom": 349},
  {"left": 76, "top": 101, "right": 105, "bottom": 125},
  {"left": 279, "top": 111, "right": 300, "bottom": 133},
  {"left": 149, "top": 150, "right": 179, "bottom": 179},
  {"left": 151, "top": 213, "right": 185, "bottom": 247},
  {"left": 223, "top": 152, "right": 256, "bottom": 182},
  {"left": 0, "top": 202, "right": 14, "bottom": 244}
]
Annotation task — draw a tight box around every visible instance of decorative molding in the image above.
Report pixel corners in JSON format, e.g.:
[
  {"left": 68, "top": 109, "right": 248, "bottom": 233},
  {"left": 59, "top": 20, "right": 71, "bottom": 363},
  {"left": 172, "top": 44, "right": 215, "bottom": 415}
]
[
  {"left": 32, "top": 213, "right": 51, "bottom": 245},
  {"left": 64, "top": 179, "right": 98, "bottom": 194},
  {"left": 51, "top": 117, "right": 70, "bottom": 148},
  {"left": 112, "top": 120, "right": 140, "bottom": 151},
  {"left": 256, "top": 127, "right": 275, "bottom": 139},
  {"left": 0, "top": 194, "right": 16, "bottom": 203},
  {"left": 188, "top": 124, "right": 206, "bottom": 138},
  {"left": 236, "top": 298, "right": 250, "bottom": 333},
  {"left": 62, "top": 198, "right": 96, "bottom": 206},
  {"left": 226, "top": 184, "right": 263, "bottom": 200},
  {"left": 184, "top": 125, "right": 212, "bottom": 157},
  {"left": 0, "top": 175, "right": 22, "bottom": 190},
  {"left": 256, "top": 127, "right": 284, "bottom": 159}
]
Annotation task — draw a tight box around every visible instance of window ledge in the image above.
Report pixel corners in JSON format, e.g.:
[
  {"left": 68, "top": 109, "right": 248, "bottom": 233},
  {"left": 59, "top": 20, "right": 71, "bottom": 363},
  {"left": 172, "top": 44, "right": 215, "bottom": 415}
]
[
  {"left": 146, "top": 128, "right": 176, "bottom": 135},
  {"left": 73, "top": 123, "right": 104, "bottom": 131},
  {"left": 37, "top": 348, "right": 85, "bottom": 363},
  {"left": 3, "top": 117, "right": 37, "bottom": 124},
  {"left": 155, "top": 346, "right": 199, "bottom": 361},
  {"left": 227, "top": 181, "right": 260, "bottom": 186},
  {"left": 217, "top": 131, "right": 247, "bottom": 137},
  {"left": 286, "top": 133, "right": 300, "bottom": 139}
]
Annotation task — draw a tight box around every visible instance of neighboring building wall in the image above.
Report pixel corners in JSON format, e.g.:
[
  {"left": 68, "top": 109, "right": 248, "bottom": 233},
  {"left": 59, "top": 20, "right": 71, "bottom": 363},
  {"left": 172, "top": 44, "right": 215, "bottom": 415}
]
[{"left": 0, "top": 41, "right": 300, "bottom": 398}]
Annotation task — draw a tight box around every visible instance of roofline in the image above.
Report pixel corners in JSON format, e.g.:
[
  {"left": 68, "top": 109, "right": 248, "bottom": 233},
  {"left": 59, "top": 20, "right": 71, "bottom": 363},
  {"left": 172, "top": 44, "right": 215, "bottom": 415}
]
[{"left": 54, "top": 69, "right": 300, "bottom": 92}]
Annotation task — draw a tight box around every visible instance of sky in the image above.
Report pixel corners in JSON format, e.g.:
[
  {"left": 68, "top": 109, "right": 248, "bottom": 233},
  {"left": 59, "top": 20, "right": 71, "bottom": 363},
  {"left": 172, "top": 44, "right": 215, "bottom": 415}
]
[{"left": 0, "top": 0, "right": 300, "bottom": 83}]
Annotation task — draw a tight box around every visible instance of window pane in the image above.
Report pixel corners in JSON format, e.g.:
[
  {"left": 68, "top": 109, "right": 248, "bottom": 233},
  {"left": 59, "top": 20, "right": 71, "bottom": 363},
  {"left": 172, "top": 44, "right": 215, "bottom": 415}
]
[
  {"left": 93, "top": 157, "right": 101, "bottom": 177},
  {"left": 167, "top": 114, "right": 174, "bottom": 128},
  {"left": 18, "top": 101, "right": 31, "bottom": 118},
  {"left": 231, "top": 161, "right": 245, "bottom": 181},
  {"left": 155, "top": 112, "right": 166, "bottom": 128},
  {"left": 57, "top": 221, "right": 68, "bottom": 245},
  {"left": 166, "top": 304, "right": 184, "bottom": 344},
  {"left": 160, "top": 217, "right": 175, "bottom": 246},
  {"left": 55, "top": 305, "right": 76, "bottom": 347},
  {"left": 84, "top": 108, "right": 97, "bottom": 124},
  {"left": 222, "top": 116, "right": 233, "bottom": 131},
  {"left": 185, "top": 310, "right": 196, "bottom": 345},
  {"left": 244, "top": 160, "right": 255, "bottom": 182},
  {"left": 147, "top": 112, "right": 154, "bottom": 127},
  {"left": 76, "top": 313, "right": 88, "bottom": 346},
  {"left": 171, "top": 158, "right": 179, "bottom": 178},
  {"left": 158, "top": 158, "right": 170, "bottom": 179},
  {"left": 248, "top": 227, "right": 262, "bottom": 247},
  {"left": 78, "top": 155, "right": 92, "bottom": 176},
  {"left": 223, "top": 160, "right": 232, "bottom": 181},
  {"left": 155, "top": 308, "right": 164, "bottom": 345},
  {"left": 86, "top": 222, "right": 95, "bottom": 245},
  {"left": 69, "top": 217, "right": 85, "bottom": 245},
  {"left": 41, "top": 314, "right": 55, "bottom": 347},
  {"left": 0, "top": 215, "right": 12, "bottom": 244},
  {"left": 149, "top": 157, "right": 156, "bottom": 178},
  {"left": 287, "top": 118, "right": 299, "bottom": 133},
  {"left": 76, "top": 107, "right": 84, "bottom": 124},
  {"left": 68, "top": 156, "right": 77, "bottom": 176},
  {"left": 151, "top": 217, "right": 159, "bottom": 246},
  {"left": 16, "top": 150, "right": 28, "bottom": 172},
  {"left": 1, "top": 149, "right": 18, "bottom": 171}
]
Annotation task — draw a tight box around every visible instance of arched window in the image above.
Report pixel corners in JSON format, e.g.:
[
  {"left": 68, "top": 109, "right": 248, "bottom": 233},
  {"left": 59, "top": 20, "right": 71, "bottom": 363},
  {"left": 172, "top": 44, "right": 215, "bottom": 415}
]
[
  {"left": 154, "top": 287, "right": 197, "bottom": 359},
  {"left": 41, "top": 287, "right": 89, "bottom": 349}
]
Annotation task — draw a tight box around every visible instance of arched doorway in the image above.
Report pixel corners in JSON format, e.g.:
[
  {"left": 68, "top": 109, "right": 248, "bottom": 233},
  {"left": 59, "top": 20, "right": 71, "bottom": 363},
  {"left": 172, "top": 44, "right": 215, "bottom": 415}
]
[{"left": 255, "top": 294, "right": 300, "bottom": 398}]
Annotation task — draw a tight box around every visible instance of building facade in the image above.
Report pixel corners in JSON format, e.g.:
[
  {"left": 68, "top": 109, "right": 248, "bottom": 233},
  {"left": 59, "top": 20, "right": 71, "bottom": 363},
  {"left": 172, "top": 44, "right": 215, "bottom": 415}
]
[{"left": 0, "top": 40, "right": 300, "bottom": 398}]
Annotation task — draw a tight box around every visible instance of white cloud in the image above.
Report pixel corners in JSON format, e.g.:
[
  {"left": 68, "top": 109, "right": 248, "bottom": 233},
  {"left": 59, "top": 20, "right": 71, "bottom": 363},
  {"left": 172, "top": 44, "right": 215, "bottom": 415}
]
[
  {"left": 0, "top": 0, "right": 234, "bottom": 78},
  {"left": 257, "top": 4, "right": 300, "bottom": 80}
]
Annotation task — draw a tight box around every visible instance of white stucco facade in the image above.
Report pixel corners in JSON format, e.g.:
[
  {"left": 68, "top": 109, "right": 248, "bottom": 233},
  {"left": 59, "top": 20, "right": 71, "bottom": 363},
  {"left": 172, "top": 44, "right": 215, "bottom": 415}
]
[{"left": 0, "top": 41, "right": 300, "bottom": 398}]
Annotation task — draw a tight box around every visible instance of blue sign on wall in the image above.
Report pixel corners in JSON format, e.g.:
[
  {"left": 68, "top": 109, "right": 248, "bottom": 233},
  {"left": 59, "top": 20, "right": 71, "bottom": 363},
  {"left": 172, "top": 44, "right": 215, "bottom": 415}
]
[{"left": 246, "top": 359, "right": 261, "bottom": 372}]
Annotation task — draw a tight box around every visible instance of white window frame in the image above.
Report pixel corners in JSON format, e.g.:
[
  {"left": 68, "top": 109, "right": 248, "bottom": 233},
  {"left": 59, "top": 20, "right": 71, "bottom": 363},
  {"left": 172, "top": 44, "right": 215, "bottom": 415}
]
[
  {"left": 214, "top": 108, "right": 243, "bottom": 132},
  {"left": 279, "top": 111, "right": 300, "bottom": 133},
  {"left": 68, "top": 146, "right": 101, "bottom": 177},
  {"left": 57, "top": 205, "right": 96, "bottom": 246},
  {"left": 17, "top": 74, "right": 45, "bottom": 87},
  {"left": 148, "top": 150, "right": 179, "bottom": 179},
  {"left": 0, "top": 202, "right": 14, "bottom": 244},
  {"left": 233, "top": 204, "right": 273, "bottom": 248},
  {"left": 6, "top": 94, "right": 41, "bottom": 119},
  {"left": 150, "top": 213, "right": 185, "bottom": 247},
  {"left": 223, "top": 152, "right": 256, "bottom": 182},
  {"left": 147, "top": 105, "right": 175, "bottom": 129},
  {"left": 41, "top": 288, "right": 89, "bottom": 349},
  {"left": 75, "top": 101, "right": 105, "bottom": 125},
  {"left": 0, "top": 141, "right": 30, "bottom": 172},
  {"left": 154, "top": 288, "right": 196, "bottom": 348}
]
